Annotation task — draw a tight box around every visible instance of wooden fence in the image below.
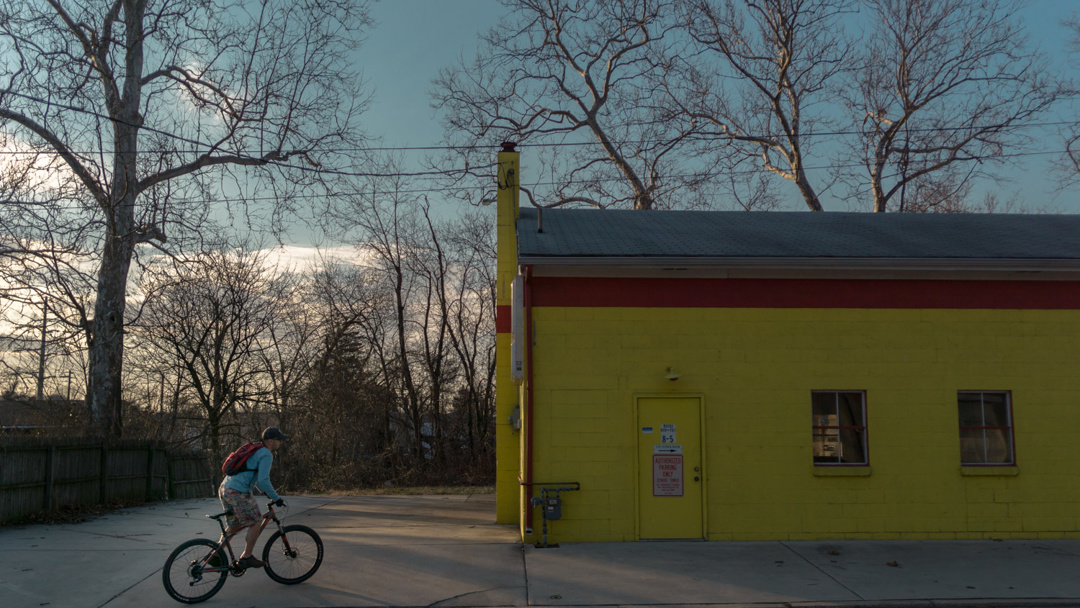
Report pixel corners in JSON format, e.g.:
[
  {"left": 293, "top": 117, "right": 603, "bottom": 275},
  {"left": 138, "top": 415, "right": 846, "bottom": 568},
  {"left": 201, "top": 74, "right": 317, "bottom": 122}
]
[{"left": 0, "top": 438, "right": 216, "bottom": 524}]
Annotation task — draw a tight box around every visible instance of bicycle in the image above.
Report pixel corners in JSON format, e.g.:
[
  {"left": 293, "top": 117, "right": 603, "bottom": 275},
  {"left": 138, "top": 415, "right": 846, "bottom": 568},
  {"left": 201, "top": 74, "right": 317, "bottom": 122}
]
[{"left": 161, "top": 500, "right": 324, "bottom": 604}]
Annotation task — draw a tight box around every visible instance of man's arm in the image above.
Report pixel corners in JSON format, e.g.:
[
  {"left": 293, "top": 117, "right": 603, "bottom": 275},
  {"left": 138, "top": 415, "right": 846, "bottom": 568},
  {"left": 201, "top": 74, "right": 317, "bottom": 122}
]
[{"left": 254, "top": 449, "right": 281, "bottom": 502}]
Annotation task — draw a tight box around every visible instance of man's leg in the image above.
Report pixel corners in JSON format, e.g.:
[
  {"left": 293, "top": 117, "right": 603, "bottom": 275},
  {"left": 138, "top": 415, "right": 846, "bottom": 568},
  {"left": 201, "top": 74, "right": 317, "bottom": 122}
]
[
  {"left": 220, "top": 524, "right": 241, "bottom": 548},
  {"left": 223, "top": 491, "right": 266, "bottom": 568},
  {"left": 240, "top": 521, "right": 262, "bottom": 558}
]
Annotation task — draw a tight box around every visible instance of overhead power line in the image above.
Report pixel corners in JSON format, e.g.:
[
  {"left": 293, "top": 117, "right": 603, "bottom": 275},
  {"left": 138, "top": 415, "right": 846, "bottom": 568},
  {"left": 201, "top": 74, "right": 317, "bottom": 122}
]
[
  {"left": 3, "top": 88, "right": 1076, "bottom": 200},
  {"left": 3, "top": 89, "right": 1076, "bottom": 156},
  {"left": 1, "top": 90, "right": 491, "bottom": 179},
  {"left": 25, "top": 146, "right": 1077, "bottom": 211}
]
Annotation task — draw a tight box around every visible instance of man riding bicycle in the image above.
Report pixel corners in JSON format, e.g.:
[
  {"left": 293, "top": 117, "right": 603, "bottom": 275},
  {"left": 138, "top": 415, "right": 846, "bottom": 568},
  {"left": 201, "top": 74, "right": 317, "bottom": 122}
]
[{"left": 218, "top": 427, "right": 288, "bottom": 569}]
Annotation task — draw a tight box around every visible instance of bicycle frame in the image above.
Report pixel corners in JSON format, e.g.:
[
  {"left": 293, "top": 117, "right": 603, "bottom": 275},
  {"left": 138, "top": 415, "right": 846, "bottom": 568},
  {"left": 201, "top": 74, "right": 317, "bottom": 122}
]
[{"left": 199, "top": 501, "right": 284, "bottom": 576}]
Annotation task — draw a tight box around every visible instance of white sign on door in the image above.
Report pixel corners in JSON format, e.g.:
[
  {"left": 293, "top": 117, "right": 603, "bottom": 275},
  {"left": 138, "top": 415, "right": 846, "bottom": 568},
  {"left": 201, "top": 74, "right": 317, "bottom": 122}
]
[
  {"left": 660, "top": 424, "right": 676, "bottom": 444},
  {"left": 653, "top": 454, "right": 684, "bottom": 497}
]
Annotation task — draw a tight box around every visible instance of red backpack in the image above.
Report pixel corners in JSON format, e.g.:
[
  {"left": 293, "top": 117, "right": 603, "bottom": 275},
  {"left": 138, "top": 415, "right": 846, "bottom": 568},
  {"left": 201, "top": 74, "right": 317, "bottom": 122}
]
[{"left": 222, "top": 441, "right": 264, "bottom": 476}]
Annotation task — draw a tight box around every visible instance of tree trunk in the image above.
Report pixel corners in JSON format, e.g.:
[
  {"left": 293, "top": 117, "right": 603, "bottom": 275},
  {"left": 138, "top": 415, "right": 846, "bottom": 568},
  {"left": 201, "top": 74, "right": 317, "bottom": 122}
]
[
  {"left": 86, "top": 0, "right": 147, "bottom": 438},
  {"left": 793, "top": 162, "right": 824, "bottom": 212},
  {"left": 87, "top": 219, "right": 135, "bottom": 437},
  {"left": 871, "top": 159, "right": 888, "bottom": 212}
]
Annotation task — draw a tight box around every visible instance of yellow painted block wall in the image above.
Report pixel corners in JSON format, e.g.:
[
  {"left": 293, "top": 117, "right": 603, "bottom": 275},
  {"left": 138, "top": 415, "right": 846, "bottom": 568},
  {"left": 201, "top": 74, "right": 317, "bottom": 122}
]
[
  {"left": 526, "top": 306, "right": 1080, "bottom": 542},
  {"left": 494, "top": 332, "right": 520, "bottom": 523},
  {"left": 494, "top": 149, "right": 520, "bottom": 526}
]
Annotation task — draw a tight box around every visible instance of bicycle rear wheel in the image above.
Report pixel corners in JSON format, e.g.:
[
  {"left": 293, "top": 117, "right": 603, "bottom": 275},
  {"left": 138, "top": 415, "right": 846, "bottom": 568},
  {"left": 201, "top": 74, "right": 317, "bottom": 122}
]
[
  {"left": 262, "top": 524, "right": 323, "bottom": 584},
  {"left": 162, "top": 538, "right": 228, "bottom": 603}
]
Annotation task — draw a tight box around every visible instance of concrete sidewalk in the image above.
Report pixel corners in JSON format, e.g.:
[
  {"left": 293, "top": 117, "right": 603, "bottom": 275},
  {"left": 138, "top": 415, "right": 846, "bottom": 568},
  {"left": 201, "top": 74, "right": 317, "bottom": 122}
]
[{"left": 3, "top": 494, "right": 1080, "bottom": 608}]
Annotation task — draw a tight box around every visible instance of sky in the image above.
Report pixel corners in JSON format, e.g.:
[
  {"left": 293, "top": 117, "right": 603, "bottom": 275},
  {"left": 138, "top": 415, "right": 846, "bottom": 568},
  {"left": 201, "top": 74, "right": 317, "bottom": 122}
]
[
  {"left": 363, "top": 1, "right": 500, "bottom": 147},
  {"left": 346, "top": 0, "right": 1080, "bottom": 226}
]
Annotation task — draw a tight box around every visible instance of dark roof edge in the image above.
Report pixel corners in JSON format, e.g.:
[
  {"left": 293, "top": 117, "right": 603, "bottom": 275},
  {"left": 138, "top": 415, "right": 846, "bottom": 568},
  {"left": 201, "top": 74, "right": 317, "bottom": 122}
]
[{"left": 516, "top": 256, "right": 1080, "bottom": 272}]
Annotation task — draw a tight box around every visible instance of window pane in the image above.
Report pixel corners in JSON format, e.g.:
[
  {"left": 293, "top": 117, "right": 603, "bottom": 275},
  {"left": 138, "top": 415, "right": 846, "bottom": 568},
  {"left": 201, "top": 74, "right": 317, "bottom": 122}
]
[
  {"left": 984, "top": 428, "right": 1013, "bottom": 464},
  {"left": 959, "top": 428, "right": 987, "bottom": 464},
  {"left": 957, "top": 393, "right": 984, "bottom": 427},
  {"left": 838, "top": 428, "right": 867, "bottom": 464},
  {"left": 811, "top": 393, "right": 836, "bottom": 423},
  {"left": 813, "top": 428, "right": 839, "bottom": 463},
  {"left": 957, "top": 392, "right": 1014, "bottom": 466},
  {"left": 837, "top": 392, "right": 864, "bottom": 427},
  {"left": 982, "top": 393, "right": 1010, "bottom": 427}
]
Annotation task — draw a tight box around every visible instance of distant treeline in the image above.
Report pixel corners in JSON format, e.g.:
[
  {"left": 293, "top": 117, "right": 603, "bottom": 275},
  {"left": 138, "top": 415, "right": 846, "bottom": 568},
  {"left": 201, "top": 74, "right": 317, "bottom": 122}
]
[{"left": 2, "top": 200, "right": 496, "bottom": 492}]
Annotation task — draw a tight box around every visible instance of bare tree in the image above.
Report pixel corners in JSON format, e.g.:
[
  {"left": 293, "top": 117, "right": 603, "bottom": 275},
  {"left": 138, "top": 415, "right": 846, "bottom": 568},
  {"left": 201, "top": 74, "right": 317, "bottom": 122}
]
[
  {"left": 136, "top": 247, "right": 279, "bottom": 459},
  {"left": 848, "top": 0, "right": 1061, "bottom": 212},
  {"left": 1057, "top": 15, "right": 1080, "bottom": 189},
  {"left": 253, "top": 270, "right": 318, "bottom": 437},
  {"left": 441, "top": 210, "right": 497, "bottom": 468},
  {"left": 0, "top": 199, "right": 96, "bottom": 401},
  {"left": 321, "top": 159, "right": 500, "bottom": 479},
  {"left": 0, "top": 0, "right": 370, "bottom": 436},
  {"left": 281, "top": 261, "right": 392, "bottom": 490},
  {"left": 675, "top": 0, "right": 854, "bottom": 211},
  {"left": 411, "top": 203, "right": 457, "bottom": 466},
  {"left": 433, "top": 0, "right": 709, "bottom": 210},
  {"left": 325, "top": 164, "right": 432, "bottom": 464}
]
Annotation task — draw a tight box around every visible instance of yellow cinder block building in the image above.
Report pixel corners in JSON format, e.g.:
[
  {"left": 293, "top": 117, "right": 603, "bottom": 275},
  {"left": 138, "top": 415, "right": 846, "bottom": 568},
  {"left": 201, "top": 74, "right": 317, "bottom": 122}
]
[{"left": 494, "top": 147, "right": 1080, "bottom": 543}]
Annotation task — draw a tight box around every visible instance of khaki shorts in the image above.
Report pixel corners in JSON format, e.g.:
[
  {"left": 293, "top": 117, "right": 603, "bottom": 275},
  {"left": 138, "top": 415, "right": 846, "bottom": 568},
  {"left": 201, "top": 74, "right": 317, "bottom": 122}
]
[{"left": 219, "top": 485, "right": 262, "bottom": 528}]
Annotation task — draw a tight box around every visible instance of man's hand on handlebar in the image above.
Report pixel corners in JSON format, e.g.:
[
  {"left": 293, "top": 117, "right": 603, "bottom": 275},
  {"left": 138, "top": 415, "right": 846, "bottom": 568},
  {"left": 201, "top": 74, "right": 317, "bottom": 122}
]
[{"left": 273, "top": 498, "right": 286, "bottom": 507}]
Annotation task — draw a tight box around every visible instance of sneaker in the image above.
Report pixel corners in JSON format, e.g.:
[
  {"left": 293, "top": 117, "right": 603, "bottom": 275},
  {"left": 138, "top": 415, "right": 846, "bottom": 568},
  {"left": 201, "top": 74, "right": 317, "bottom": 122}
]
[
  {"left": 207, "top": 552, "right": 223, "bottom": 568},
  {"left": 238, "top": 556, "right": 265, "bottom": 569}
]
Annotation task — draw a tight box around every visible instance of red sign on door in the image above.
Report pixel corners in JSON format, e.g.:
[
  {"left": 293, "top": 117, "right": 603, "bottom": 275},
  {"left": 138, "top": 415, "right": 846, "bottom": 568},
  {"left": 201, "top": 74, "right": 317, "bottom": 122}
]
[{"left": 653, "top": 454, "right": 683, "bottom": 497}]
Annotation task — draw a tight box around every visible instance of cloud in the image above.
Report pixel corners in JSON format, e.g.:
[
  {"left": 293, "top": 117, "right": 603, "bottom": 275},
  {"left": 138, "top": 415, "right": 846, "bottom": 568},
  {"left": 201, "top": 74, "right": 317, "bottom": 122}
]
[
  {"left": 255, "top": 245, "right": 374, "bottom": 271},
  {"left": 0, "top": 133, "right": 77, "bottom": 195}
]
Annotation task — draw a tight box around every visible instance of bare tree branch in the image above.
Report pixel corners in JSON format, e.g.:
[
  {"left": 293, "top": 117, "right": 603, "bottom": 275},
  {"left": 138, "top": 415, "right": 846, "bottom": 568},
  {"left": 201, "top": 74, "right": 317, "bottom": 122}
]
[
  {"left": 432, "top": 0, "right": 710, "bottom": 210},
  {"left": 847, "top": 0, "right": 1063, "bottom": 212}
]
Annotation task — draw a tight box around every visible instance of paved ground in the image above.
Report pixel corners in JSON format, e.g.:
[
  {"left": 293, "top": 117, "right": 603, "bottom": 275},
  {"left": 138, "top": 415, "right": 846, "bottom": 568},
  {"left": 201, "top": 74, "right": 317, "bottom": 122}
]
[{"left": 3, "top": 494, "right": 1080, "bottom": 608}]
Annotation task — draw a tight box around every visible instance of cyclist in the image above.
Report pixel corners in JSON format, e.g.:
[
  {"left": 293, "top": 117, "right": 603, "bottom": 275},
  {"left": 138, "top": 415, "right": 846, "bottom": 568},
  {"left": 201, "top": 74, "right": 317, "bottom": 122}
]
[{"left": 218, "top": 427, "right": 288, "bottom": 569}]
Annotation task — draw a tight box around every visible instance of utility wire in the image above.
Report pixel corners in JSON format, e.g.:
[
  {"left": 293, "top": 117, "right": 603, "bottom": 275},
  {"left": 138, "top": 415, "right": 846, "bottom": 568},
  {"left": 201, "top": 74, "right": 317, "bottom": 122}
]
[
  {"left": 23, "top": 147, "right": 1077, "bottom": 211},
  {"left": 1, "top": 90, "right": 486, "bottom": 179},
  {"left": 4, "top": 89, "right": 1076, "bottom": 201},
  {"left": 3, "top": 128, "right": 1075, "bottom": 156},
  {"left": 3, "top": 89, "right": 1076, "bottom": 156}
]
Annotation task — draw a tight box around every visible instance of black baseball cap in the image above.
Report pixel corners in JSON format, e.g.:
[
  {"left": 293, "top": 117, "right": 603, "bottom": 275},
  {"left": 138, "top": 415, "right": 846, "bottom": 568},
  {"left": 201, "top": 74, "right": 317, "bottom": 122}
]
[{"left": 262, "top": 427, "right": 289, "bottom": 441}]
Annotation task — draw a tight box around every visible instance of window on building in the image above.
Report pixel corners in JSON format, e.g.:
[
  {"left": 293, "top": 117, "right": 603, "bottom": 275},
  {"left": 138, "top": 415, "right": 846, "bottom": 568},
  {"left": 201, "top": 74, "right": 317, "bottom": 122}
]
[
  {"left": 958, "top": 391, "right": 1014, "bottom": 465},
  {"left": 812, "top": 391, "right": 868, "bottom": 465}
]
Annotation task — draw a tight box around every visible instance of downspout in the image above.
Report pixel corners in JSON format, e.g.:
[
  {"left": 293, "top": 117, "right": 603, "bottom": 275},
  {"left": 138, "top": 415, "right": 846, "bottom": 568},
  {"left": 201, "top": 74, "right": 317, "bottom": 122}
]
[{"left": 524, "top": 264, "right": 535, "bottom": 534}]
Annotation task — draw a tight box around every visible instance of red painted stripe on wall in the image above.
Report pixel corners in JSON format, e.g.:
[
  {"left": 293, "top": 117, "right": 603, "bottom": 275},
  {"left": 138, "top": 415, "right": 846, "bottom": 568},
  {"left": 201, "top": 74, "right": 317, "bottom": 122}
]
[
  {"left": 496, "top": 305, "right": 513, "bottom": 333},
  {"left": 529, "top": 277, "right": 1080, "bottom": 310}
]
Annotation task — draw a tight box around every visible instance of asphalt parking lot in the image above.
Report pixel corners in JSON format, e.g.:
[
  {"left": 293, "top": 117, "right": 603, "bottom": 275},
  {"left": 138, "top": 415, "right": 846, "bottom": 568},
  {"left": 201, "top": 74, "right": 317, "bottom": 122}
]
[{"left": 4, "top": 494, "right": 1080, "bottom": 608}]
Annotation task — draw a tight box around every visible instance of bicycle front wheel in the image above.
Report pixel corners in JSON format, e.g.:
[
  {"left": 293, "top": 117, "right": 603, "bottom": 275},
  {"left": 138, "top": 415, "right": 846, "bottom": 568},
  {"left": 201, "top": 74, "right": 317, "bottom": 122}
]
[
  {"left": 262, "top": 524, "right": 323, "bottom": 584},
  {"left": 162, "top": 538, "right": 227, "bottom": 604}
]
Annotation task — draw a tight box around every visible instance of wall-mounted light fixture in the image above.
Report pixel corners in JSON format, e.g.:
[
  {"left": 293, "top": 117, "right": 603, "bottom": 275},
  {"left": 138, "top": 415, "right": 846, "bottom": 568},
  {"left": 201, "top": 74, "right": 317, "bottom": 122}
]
[{"left": 665, "top": 367, "right": 681, "bottom": 382}]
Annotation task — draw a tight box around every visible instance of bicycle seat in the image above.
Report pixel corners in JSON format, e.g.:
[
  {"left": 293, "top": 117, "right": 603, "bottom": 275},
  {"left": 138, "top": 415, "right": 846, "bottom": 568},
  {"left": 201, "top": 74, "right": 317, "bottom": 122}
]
[{"left": 207, "top": 511, "right": 233, "bottom": 520}]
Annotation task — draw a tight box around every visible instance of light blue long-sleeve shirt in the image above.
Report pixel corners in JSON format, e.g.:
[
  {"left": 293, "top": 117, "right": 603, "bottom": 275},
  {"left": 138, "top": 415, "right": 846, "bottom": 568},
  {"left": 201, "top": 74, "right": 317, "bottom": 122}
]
[{"left": 222, "top": 446, "right": 281, "bottom": 502}]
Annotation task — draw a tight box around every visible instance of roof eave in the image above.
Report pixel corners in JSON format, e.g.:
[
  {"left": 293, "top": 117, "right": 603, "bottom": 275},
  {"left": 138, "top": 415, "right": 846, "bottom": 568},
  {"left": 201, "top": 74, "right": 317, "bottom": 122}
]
[{"left": 515, "top": 255, "right": 1080, "bottom": 273}]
